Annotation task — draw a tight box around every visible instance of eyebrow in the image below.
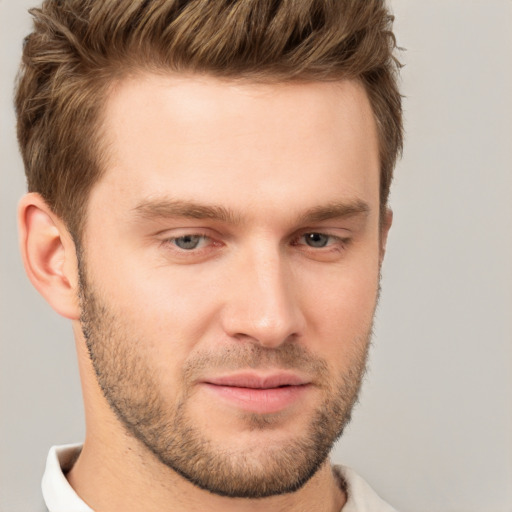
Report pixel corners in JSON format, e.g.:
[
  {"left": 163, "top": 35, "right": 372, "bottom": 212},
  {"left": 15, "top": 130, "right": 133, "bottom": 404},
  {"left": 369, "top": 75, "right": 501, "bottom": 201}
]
[
  {"left": 297, "top": 200, "right": 370, "bottom": 224},
  {"left": 132, "top": 197, "right": 370, "bottom": 225},
  {"left": 132, "top": 198, "right": 242, "bottom": 224}
]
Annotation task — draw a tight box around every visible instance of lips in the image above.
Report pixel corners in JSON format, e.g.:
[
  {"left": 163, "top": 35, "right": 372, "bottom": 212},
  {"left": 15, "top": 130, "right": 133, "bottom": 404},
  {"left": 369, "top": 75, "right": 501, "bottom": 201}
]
[
  {"left": 205, "top": 373, "right": 309, "bottom": 389},
  {"left": 200, "top": 372, "right": 311, "bottom": 414}
]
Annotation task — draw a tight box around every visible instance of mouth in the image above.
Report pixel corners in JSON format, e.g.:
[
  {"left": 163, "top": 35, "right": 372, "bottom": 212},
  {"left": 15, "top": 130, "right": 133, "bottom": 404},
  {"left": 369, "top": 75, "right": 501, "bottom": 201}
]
[{"left": 200, "top": 372, "right": 312, "bottom": 414}]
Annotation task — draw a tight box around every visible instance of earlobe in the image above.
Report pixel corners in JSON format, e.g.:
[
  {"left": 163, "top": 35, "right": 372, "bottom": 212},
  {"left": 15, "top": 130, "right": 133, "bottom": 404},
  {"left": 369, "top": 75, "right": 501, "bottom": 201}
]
[{"left": 18, "top": 193, "right": 81, "bottom": 320}]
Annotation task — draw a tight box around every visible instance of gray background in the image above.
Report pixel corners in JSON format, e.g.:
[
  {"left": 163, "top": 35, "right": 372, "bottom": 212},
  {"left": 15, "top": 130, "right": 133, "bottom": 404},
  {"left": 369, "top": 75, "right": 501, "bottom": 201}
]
[{"left": 1, "top": 1, "right": 511, "bottom": 511}]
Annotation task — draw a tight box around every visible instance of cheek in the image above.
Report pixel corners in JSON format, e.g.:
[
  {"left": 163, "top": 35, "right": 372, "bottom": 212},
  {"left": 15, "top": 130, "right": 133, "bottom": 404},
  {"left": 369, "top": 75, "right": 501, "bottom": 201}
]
[
  {"left": 83, "top": 256, "right": 207, "bottom": 387},
  {"left": 101, "top": 265, "right": 227, "bottom": 381},
  {"left": 299, "top": 258, "right": 380, "bottom": 359},
  {"left": 335, "top": 268, "right": 379, "bottom": 321}
]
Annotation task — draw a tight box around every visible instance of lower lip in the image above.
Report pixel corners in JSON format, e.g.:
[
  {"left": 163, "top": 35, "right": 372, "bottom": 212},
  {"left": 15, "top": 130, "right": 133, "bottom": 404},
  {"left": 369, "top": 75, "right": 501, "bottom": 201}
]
[{"left": 201, "top": 383, "right": 310, "bottom": 414}]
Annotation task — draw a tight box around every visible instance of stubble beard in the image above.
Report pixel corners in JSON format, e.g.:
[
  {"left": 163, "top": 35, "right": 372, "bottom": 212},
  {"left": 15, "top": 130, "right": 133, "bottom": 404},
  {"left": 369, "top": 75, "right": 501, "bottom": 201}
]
[{"left": 78, "top": 258, "right": 374, "bottom": 498}]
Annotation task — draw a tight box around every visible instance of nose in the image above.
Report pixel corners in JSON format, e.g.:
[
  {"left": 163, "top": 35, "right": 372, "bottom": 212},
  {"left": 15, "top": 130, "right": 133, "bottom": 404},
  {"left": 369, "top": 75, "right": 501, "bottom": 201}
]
[{"left": 220, "top": 247, "right": 305, "bottom": 348}]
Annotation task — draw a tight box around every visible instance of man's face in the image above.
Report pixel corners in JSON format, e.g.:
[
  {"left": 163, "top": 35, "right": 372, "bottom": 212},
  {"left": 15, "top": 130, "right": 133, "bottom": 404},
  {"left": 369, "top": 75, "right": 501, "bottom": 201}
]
[{"left": 78, "top": 74, "right": 385, "bottom": 498}]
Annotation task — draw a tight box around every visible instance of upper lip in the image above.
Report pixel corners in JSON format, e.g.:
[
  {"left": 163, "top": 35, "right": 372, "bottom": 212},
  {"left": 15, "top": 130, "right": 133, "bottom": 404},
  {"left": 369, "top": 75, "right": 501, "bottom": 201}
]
[{"left": 203, "top": 372, "right": 310, "bottom": 389}]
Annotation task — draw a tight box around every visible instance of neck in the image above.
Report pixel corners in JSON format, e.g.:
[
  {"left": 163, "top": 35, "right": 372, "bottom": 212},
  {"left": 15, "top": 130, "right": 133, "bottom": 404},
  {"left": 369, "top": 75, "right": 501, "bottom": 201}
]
[{"left": 67, "top": 434, "right": 345, "bottom": 512}]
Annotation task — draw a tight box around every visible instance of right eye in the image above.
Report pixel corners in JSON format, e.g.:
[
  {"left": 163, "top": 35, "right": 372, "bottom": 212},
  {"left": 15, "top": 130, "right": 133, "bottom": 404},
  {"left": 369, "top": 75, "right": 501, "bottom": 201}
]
[{"left": 168, "top": 234, "right": 209, "bottom": 250}]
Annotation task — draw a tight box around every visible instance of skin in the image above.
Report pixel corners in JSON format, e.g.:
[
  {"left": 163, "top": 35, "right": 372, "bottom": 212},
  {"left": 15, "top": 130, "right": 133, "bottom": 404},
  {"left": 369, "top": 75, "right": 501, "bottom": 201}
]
[{"left": 18, "top": 74, "right": 391, "bottom": 512}]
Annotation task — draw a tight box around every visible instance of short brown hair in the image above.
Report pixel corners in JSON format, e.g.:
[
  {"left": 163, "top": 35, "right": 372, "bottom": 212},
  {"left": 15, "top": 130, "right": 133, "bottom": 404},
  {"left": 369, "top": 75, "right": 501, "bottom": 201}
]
[{"left": 15, "top": 0, "right": 403, "bottom": 239}]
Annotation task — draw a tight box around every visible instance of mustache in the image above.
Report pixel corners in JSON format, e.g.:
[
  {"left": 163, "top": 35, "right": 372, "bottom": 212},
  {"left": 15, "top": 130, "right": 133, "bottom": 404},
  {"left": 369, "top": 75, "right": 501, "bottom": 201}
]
[{"left": 181, "top": 342, "right": 329, "bottom": 381}]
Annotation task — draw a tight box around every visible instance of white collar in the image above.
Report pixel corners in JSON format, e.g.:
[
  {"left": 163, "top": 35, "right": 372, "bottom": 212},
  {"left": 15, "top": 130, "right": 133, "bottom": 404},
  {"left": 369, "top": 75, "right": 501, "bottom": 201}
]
[
  {"left": 334, "top": 465, "right": 397, "bottom": 512},
  {"left": 42, "top": 444, "right": 93, "bottom": 512},
  {"left": 42, "top": 444, "right": 397, "bottom": 512}
]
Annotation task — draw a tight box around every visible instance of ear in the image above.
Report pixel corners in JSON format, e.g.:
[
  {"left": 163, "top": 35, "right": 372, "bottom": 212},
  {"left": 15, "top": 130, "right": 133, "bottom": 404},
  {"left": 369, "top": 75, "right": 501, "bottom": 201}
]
[
  {"left": 379, "top": 207, "right": 393, "bottom": 265},
  {"left": 18, "top": 193, "right": 81, "bottom": 320}
]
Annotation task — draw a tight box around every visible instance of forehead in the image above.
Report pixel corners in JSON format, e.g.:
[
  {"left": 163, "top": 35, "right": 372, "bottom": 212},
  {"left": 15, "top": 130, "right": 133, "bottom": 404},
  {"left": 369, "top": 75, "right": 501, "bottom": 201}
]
[{"left": 91, "top": 73, "right": 379, "bottom": 224}]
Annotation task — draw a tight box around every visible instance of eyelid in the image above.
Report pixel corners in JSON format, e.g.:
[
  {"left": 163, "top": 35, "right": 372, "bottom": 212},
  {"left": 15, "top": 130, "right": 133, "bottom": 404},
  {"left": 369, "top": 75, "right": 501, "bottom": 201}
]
[
  {"left": 292, "top": 229, "right": 351, "bottom": 245},
  {"left": 161, "top": 231, "right": 213, "bottom": 245},
  {"left": 156, "top": 227, "right": 351, "bottom": 260},
  {"left": 170, "top": 234, "right": 210, "bottom": 250}
]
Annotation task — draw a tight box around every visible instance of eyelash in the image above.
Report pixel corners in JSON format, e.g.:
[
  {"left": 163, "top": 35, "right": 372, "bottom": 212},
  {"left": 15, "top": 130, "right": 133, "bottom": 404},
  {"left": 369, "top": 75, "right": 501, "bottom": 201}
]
[
  {"left": 161, "top": 232, "right": 216, "bottom": 252},
  {"left": 160, "top": 231, "right": 350, "bottom": 255},
  {"left": 291, "top": 232, "right": 349, "bottom": 250}
]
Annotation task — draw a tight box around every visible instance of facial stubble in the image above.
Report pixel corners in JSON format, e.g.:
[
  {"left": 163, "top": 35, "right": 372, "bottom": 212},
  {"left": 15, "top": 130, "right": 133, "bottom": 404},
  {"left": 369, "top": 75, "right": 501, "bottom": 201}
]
[{"left": 78, "top": 256, "right": 374, "bottom": 498}]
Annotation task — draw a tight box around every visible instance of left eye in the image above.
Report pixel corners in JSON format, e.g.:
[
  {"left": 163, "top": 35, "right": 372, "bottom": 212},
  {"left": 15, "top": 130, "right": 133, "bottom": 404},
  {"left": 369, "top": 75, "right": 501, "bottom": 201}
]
[
  {"left": 171, "top": 235, "right": 207, "bottom": 250},
  {"left": 301, "top": 233, "right": 332, "bottom": 248}
]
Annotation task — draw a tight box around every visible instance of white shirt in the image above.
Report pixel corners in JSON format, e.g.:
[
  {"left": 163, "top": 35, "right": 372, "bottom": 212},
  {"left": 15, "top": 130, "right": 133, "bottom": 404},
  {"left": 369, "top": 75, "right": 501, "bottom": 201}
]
[{"left": 42, "top": 444, "right": 397, "bottom": 512}]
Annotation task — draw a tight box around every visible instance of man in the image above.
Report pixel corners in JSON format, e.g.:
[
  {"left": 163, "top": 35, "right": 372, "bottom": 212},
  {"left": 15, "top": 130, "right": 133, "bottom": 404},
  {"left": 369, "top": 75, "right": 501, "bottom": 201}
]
[{"left": 15, "top": 0, "right": 403, "bottom": 510}]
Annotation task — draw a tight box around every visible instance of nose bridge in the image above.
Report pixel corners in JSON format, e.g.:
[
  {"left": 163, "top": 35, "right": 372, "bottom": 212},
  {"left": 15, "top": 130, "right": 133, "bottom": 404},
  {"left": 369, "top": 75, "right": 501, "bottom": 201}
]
[{"left": 222, "top": 243, "right": 304, "bottom": 347}]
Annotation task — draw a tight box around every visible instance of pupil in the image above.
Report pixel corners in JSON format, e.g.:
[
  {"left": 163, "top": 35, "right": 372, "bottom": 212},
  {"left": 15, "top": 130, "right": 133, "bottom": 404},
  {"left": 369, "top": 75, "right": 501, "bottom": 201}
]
[
  {"left": 306, "top": 233, "right": 328, "bottom": 248},
  {"left": 175, "top": 235, "right": 200, "bottom": 250}
]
